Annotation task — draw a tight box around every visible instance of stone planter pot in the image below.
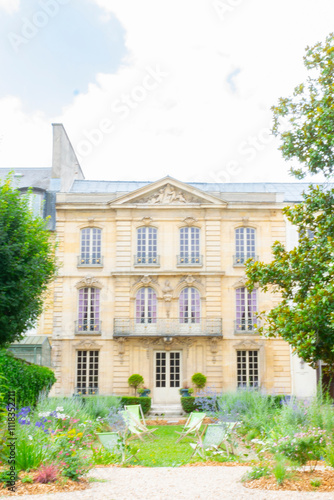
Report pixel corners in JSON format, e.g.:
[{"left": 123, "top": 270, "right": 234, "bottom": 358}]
[
  {"left": 139, "top": 389, "right": 151, "bottom": 397},
  {"left": 180, "top": 388, "right": 191, "bottom": 397}
]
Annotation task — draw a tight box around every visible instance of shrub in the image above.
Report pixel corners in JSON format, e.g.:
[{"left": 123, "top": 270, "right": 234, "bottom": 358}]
[
  {"left": 120, "top": 396, "right": 151, "bottom": 415},
  {"left": 272, "top": 456, "right": 290, "bottom": 485},
  {"left": 128, "top": 374, "right": 144, "bottom": 396},
  {"left": 180, "top": 396, "right": 215, "bottom": 413},
  {"left": 33, "top": 463, "right": 59, "bottom": 484},
  {"left": 0, "top": 350, "right": 56, "bottom": 407},
  {"left": 242, "top": 464, "right": 270, "bottom": 482},
  {"left": 271, "top": 428, "right": 327, "bottom": 466},
  {"left": 81, "top": 395, "right": 121, "bottom": 418},
  {"left": 191, "top": 373, "right": 207, "bottom": 389}
]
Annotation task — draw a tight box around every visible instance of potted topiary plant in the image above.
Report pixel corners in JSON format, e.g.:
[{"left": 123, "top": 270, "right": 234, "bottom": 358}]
[
  {"left": 191, "top": 373, "right": 207, "bottom": 393},
  {"left": 128, "top": 374, "right": 144, "bottom": 396},
  {"left": 138, "top": 387, "right": 151, "bottom": 397},
  {"left": 179, "top": 384, "right": 194, "bottom": 397}
]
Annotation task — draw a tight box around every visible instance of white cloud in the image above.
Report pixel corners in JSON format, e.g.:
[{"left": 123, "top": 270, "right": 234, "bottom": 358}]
[{"left": 1, "top": 0, "right": 334, "bottom": 183}]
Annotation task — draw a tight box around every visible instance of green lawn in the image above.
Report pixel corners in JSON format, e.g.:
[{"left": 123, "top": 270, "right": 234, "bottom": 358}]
[{"left": 129, "top": 425, "right": 235, "bottom": 467}]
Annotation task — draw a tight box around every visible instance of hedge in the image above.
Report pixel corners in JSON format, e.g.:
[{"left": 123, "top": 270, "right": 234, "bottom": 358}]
[
  {"left": 181, "top": 395, "right": 289, "bottom": 414},
  {"left": 0, "top": 349, "right": 56, "bottom": 408},
  {"left": 181, "top": 396, "right": 216, "bottom": 413},
  {"left": 79, "top": 395, "right": 152, "bottom": 415},
  {"left": 120, "top": 396, "right": 151, "bottom": 415}
]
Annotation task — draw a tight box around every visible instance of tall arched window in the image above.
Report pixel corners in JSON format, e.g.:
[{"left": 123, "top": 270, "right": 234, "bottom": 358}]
[
  {"left": 77, "top": 287, "right": 101, "bottom": 332},
  {"left": 135, "top": 287, "right": 157, "bottom": 323},
  {"left": 235, "top": 287, "right": 257, "bottom": 332},
  {"left": 179, "top": 287, "right": 200, "bottom": 323},
  {"left": 235, "top": 227, "right": 256, "bottom": 265},
  {"left": 136, "top": 227, "right": 158, "bottom": 264},
  {"left": 80, "top": 228, "right": 102, "bottom": 265},
  {"left": 179, "top": 227, "right": 201, "bottom": 264}
]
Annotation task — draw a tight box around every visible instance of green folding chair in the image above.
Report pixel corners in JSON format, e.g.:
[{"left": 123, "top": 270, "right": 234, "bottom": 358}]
[
  {"left": 189, "top": 422, "right": 238, "bottom": 458},
  {"left": 97, "top": 431, "right": 140, "bottom": 464},
  {"left": 175, "top": 411, "right": 206, "bottom": 443},
  {"left": 121, "top": 410, "right": 158, "bottom": 441},
  {"left": 124, "top": 404, "right": 146, "bottom": 426}
]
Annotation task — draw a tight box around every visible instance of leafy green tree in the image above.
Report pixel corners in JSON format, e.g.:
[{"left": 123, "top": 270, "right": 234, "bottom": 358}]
[
  {"left": 0, "top": 177, "right": 57, "bottom": 346},
  {"left": 272, "top": 32, "right": 334, "bottom": 179},
  {"left": 246, "top": 33, "right": 334, "bottom": 373}
]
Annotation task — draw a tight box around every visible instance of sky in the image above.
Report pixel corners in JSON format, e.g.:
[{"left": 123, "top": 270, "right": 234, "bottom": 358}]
[{"left": 0, "top": 0, "right": 333, "bottom": 184}]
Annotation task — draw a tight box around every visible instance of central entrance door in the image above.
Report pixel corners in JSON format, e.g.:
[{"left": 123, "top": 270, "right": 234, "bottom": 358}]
[{"left": 154, "top": 351, "right": 182, "bottom": 404}]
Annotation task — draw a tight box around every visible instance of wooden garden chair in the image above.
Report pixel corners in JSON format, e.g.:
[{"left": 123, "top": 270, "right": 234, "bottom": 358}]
[
  {"left": 120, "top": 410, "right": 158, "bottom": 441},
  {"left": 175, "top": 411, "right": 206, "bottom": 443},
  {"left": 124, "top": 404, "right": 146, "bottom": 426},
  {"left": 189, "top": 422, "right": 238, "bottom": 458}
]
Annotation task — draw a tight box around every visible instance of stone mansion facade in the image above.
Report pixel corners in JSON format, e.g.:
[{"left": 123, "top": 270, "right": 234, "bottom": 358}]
[{"left": 0, "top": 124, "right": 317, "bottom": 402}]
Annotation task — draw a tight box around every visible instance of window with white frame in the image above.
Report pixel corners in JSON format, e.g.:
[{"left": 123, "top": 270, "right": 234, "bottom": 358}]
[
  {"left": 76, "top": 350, "right": 99, "bottom": 395},
  {"left": 179, "top": 287, "right": 200, "bottom": 323},
  {"left": 179, "top": 227, "right": 201, "bottom": 264},
  {"left": 136, "top": 227, "right": 158, "bottom": 264},
  {"left": 80, "top": 228, "right": 102, "bottom": 265},
  {"left": 235, "top": 227, "right": 256, "bottom": 265},
  {"left": 135, "top": 287, "right": 157, "bottom": 323},
  {"left": 237, "top": 350, "right": 259, "bottom": 388},
  {"left": 235, "top": 287, "right": 257, "bottom": 331},
  {"left": 77, "top": 287, "right": 101, "bottom": 332}
]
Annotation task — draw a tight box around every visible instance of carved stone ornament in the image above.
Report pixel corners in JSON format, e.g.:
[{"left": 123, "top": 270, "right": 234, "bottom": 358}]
[
  {"left": 136, "top": 184, "right": 198, "bottom": 204},
  {"left": 162, "top": 280, "right": 173, "bottom": 317},
  {"left": 208, "top": 337, "right": 223, "bottom": 364},
  {"left": 75, "top": 275, "right": 102, "bottom": 289},
  {"left": 114, "top": 338, "right": 128, "bottom": 363},
  {"left": 141, "top": 216, "right": 153, "bottom": 225},
  {"left": 232, "top": 276, "right": 248, "bottom": 289},
  {"left": 183, "top": 217, "right": 198, "bottom": 226},
  {"left": 138, "top": 337, "right": 196, "bottom": 357},
  {"left": 233, "top": 339, "right": 263, "bottom": 350},
  {"left": 136, "top": 275, "right": 153, "bottom": 287},
  {"left": 242, "top": 217, "right": 249, "bottom": 223},
  {"left": 74, "top": 340, "right": 101, "bottom": 350},
  {"left": 87, "top": 217, "right": 95, "bottom": 225}
]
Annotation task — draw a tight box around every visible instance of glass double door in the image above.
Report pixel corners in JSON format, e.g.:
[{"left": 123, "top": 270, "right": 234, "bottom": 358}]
[{"left": 154, "top": 351, "right": 181, "bottom": 403}]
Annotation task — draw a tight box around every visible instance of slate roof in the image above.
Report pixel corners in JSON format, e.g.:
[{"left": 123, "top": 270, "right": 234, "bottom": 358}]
[
  {"left": 0, "top": 168, "right": 52, "bottom": 191},
  {"left": 69, "top": 180, "right": 331, "bottom": 202}
]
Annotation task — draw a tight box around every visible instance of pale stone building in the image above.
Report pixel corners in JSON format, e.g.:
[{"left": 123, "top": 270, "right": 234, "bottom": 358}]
[{"left": 1, "top": 124, "right": 318, "bottom": 401}]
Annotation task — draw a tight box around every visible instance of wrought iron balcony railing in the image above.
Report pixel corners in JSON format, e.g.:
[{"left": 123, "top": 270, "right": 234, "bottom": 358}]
[
  {"left": 77, "top": 256, "right": 103, "bottom": 267},
  {"left": 177, "top": 255, "right": 203, "bottom": 266},
  {"left": 233, "top": 254, "right": 258, "bottom": 266},
  {"left": 74, "top": 387, "right": 99, "bottom": 395},
  {"left": 114, "top": 318, "right": 222, "bottom": 336},
  {"left": 75, "top": 320, "right": 102, "bottom": 334},
  {"left": 134, "top": 255, "right": 160, "bottom": 265},
  {"left": 234, "top": 318, "right": 260, "bottom": 333}
]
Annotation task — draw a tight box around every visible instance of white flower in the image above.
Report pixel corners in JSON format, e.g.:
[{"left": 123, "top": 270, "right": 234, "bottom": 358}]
[
  {"left": 56, "top": 407, "right": 64, "bottom": 412},
  {"left": 38, "top": 412, "right": 50, "bottom": 417},
  {"left": 28, "top": 435, "right": 33, "bottom": 441},
  {"left": 79, "top": 423, "right": 86, "bottom": 427}
]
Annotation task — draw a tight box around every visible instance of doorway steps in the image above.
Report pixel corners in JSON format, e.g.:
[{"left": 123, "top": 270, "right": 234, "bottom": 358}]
[{"left": 148, "top": 403, "right": 186, "bottom": 418}]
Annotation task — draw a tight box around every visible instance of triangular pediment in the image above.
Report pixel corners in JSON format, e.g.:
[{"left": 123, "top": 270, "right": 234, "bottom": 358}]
[{"left": 109, "top": 176, "right": 227, "bottom": 206}]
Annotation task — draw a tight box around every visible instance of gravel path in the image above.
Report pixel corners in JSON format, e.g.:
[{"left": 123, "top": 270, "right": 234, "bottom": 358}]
[{"left": 3, "top": 466, "right": 334, "bottom": 500}]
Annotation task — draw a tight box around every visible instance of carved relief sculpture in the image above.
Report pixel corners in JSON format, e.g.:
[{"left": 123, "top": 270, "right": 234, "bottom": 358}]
[{"left": 137, "top": 184, "right": 198, "bottom": 204}]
